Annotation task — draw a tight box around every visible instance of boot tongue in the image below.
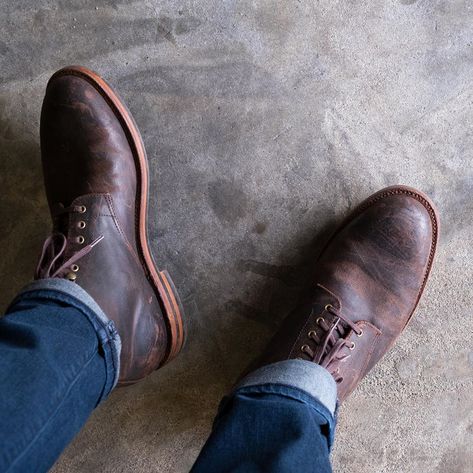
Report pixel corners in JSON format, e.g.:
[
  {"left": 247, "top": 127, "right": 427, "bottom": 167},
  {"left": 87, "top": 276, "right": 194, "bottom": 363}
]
[
  {"left": 312, "top": 284, "right": 342, "bottom": 316},
  {"left": 310, "top": 284, "right": 351, "bottom": 365},
  {"left": 51, "top": 203, "right": 71, "bottom": 235}
]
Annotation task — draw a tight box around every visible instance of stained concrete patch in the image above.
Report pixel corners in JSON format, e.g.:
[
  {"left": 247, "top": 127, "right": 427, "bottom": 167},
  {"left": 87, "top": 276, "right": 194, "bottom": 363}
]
[
  {"left": 1, "top": 0, "right": 473, "bottom": 472},
  {"left": 208, "top": 179, "right": 249, "bottom": 224}
]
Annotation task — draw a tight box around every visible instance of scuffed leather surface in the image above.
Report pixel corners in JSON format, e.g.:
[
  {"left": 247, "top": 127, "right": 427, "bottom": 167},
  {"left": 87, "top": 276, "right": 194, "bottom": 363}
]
[
  {"left": 253, "top": 190, "right": 437, "bottom": 401},
  {"left": 41, "top": 73, "right": 138, "bottom": 249},
  {"left": 40, "top": 74, "right": 167, "bottom": 383}
]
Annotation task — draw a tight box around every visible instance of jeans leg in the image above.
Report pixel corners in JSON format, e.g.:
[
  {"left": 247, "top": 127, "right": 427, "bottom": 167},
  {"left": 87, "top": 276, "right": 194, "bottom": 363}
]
[
  {"left": 0, "top": 280, "right": 121, "bottom": 473},
  {"left": 191, "top": 360, "right": 337, "bottom": 473}
]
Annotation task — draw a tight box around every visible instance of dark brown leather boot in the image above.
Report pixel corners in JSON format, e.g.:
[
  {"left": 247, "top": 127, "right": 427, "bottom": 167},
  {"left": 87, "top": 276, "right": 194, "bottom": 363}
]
[
  {"left": 36, "top": 65, "right": 185, "bottom": 385},
  {"left": 250, "top": 186, "right": 439, "bottom": 402}
]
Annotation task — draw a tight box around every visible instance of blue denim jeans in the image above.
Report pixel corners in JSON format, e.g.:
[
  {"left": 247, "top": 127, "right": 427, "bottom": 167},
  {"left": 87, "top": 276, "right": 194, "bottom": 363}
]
[
  {"left": 0, "top": 281, "right": 337, "bottom": 472},
  {"left": 191, "top": 360, "right": 337, "bottom": 473},
  {"left": 0, "top": 280, "right": 120, "bottom": 473}
]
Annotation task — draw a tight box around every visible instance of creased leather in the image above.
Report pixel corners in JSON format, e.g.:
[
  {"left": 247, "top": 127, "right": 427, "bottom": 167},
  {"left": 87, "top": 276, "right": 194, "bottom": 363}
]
[
  {"left": 250, "top": 188, "right": 438, "bottom": 402},
  {"left": 39, "top": 71, "right": 169, "bottom": 384}
]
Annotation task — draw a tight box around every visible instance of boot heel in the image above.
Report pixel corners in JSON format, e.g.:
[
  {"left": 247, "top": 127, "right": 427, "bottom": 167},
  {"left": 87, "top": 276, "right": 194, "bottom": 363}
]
[{"left": 156, "top": 270, "right": 185, "bottom": 364}]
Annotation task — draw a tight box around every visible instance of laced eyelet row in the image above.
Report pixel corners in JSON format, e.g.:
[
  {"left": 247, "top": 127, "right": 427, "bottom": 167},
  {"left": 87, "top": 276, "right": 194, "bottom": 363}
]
[
  {"left": 76, "top": 206, "right": 87, "bottom": 245},
  {"left": 36, "top": 202, "right": 105, "bottom": 283},
  {"left": 67, "top": 205, "right": 87, "bottom": 281},
  {"left": 299, "top": 302, "right": 364, "bottom": 359}
]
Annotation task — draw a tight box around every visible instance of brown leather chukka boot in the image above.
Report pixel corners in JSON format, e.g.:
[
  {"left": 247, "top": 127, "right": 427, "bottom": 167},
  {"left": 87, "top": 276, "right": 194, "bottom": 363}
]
[
  {"left": 36, "top": 65, "right": 185, "bottom": 385},
  {"left": 249, "top": 186, "right": 439, "bottom": 402}
]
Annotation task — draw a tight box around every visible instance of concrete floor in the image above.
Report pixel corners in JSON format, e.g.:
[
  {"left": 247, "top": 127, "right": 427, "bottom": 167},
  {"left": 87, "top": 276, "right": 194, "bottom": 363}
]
[{"left": 1, "top": 0, "right": 473, "bottom": 471}]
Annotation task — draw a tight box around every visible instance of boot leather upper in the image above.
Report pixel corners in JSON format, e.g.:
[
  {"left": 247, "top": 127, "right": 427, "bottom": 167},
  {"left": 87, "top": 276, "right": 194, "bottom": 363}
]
[
  {"left": 39, "top": 72, "right": 168, "bottom": 384},
  {"left": 253, "top": 189, "right": 438, "bottom": 402}
]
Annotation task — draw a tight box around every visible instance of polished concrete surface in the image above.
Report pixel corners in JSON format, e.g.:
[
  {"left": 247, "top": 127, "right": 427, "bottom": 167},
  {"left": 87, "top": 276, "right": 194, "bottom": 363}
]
[{"left": 1, "top": 1, "right": 472, "bottom": 472}]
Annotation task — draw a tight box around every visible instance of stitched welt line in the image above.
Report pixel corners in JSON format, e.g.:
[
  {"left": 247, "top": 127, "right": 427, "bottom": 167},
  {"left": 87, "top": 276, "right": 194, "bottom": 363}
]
[
  {"left": 356, "top": 189, "right": 439, "bottom": 289},
  {"left": 320, "top": 188, "right": 439, "bottom": 312}
]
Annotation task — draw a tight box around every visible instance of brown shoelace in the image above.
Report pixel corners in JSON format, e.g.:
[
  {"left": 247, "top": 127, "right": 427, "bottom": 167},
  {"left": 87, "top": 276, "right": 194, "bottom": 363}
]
[
  {"left": 301, "top": 304, "right": 362, "bottom": 383},
  {"left": 35, "top": 204, "right": 103, "bottom": 279}
]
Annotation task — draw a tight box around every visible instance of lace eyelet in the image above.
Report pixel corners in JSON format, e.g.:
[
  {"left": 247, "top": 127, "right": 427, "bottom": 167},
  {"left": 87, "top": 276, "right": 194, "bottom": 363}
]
[
  {"left": 324, "top": 304, "right": 333, "bottom": 311},
  {"left": 78, "top": 205, "right": 87, "bottom": 214},
  {"left": 348, "top": 341, "right": 356, "bottom": 350},
  {"left": 357, "top": 329, "right": 363, "bottom": 338},
  {"left": 301, "top": 344, "right": 310, "bottom": 353},
  {"left": 308, "top": 330, "right": 317, "bottom": 338},
  {"left": 316, "top": 317, "right": 324, "bottom": 325},
  {"left": 78, "top": 221, "right": 86, "bottom": 229},
  {"left": 77, "top": 236, "right": 85, "bottom": 244},
  {"left": 66, "top": 272, "right": 77, "bottom": 281},
  {"left": 71, "top": 264, "right": 79, "bottom": 272}
]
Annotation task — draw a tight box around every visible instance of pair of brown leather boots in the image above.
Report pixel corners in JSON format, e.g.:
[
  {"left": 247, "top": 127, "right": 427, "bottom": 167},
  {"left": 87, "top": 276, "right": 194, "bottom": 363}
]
[{"left": 36, "top": 66, "right": 439, "bottom": 403}]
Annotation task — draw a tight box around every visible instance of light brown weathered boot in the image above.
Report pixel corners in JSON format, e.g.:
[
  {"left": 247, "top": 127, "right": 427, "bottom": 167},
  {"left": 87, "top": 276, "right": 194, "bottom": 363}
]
[{"left": 249, "top": 186, "right": 439, "bottom": 402}]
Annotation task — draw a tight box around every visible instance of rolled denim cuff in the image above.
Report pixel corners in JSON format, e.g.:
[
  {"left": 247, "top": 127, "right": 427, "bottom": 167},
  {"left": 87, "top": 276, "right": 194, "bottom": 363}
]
[
  {"left": 230, "top": 360, "right": 338, "bottom": 449},
  {"left": 8, "top": 279, "right": 121, "bottom": 401},
  {"left": 236, "top": 359, "right": 337, "bottom": 415}
]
